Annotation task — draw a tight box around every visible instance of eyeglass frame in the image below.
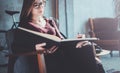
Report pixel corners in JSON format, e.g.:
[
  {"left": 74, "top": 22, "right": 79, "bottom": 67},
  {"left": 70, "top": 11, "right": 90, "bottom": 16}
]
[{"left": 33, "top": 1, "right": 46, "bottom": 9}]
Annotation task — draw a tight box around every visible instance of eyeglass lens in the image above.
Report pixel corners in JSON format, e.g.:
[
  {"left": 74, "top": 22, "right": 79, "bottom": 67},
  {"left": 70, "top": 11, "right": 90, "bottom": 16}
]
[{"left": 33, "top": 1, "right": 46, "bottom": 9}]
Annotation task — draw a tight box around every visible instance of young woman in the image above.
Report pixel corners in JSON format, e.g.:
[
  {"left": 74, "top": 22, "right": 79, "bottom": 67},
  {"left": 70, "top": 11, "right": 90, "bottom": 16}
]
[{"left": 11, "top": 0, "right": 105, "bottom": 73}]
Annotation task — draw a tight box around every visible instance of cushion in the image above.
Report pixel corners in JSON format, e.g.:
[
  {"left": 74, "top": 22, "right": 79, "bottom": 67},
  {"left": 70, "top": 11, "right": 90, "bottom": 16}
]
[{"left": 93, "top": 18, "right": 118, "bottom": 32}]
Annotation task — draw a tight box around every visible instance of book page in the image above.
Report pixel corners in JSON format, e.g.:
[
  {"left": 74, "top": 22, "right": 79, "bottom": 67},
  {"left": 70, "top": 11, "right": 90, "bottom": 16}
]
[{"left": 61, "top": 38, "right": 99, "bottom": 42}]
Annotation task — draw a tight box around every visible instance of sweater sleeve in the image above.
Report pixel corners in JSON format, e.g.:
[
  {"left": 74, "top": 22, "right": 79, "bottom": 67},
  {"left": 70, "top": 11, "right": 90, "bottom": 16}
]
[{"left": 48, "top": 18, "right": 65, "bottom": 39}]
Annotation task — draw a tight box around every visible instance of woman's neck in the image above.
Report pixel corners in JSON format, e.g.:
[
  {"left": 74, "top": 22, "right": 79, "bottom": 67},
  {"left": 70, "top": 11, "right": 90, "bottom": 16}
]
[{"left": 31, "top": 16, "right": 46, "bottom": 27}]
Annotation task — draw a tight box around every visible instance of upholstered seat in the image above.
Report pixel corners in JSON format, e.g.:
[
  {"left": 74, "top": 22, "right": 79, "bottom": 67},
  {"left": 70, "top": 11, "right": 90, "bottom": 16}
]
[{"left": 89, "top": 18, "right": 120, "bottom": 57}]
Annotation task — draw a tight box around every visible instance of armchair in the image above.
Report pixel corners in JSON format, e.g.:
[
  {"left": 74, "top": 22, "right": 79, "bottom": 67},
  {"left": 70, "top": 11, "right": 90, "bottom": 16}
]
[
  {"left": 88, "top": 18, "right": 120, "bottom": 57},
  {"left": 6, "top": 29, "right": 46, "bottom": 73}
]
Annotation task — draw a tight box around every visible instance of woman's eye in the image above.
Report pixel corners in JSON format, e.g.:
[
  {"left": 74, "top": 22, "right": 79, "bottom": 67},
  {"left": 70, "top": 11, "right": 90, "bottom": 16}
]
[
  {"left": 33, "top": 4, "right": 39, "bottom": 8},
  {"left": 34, "top": 4, "right": 39, "bottom": 7}
]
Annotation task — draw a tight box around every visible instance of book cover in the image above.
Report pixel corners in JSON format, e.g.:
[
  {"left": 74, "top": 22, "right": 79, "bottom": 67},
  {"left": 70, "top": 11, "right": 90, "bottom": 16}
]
[{"left": 18, "top": 27, "right": 98, "bottom": 48}]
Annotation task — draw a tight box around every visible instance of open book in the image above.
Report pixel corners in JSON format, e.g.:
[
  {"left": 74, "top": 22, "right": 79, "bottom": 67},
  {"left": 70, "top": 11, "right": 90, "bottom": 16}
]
[{"left": 18, "top": 27, "right": 98, "bottom": 48}]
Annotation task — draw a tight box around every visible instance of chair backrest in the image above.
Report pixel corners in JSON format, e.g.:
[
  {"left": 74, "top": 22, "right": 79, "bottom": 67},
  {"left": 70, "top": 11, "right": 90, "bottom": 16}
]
[
  {"left": 6, "top": 29, "right": 15, "bottom": 54},
  {"left": 5, "top": 29, "right": 17, "bottom": 73},
  {"left": 89, "top": 18, "right": 119, "bottom": 39}
]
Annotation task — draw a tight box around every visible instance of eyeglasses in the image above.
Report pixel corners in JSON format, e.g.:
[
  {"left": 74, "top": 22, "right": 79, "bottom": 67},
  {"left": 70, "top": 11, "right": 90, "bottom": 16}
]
[{"left": 33, "top": 1, "right": 46, "bottom": 9}]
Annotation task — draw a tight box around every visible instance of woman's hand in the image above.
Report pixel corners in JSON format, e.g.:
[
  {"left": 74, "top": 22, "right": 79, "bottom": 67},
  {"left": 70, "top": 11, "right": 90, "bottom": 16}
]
[
  {"left": 46, "top": 46, "right": 58, "bottom": 54},
  {"left": 76, "top": 33, "right": 91, "bottom": 48},
  {"left": 35, "top": 43, "right": 46, "bottom": 51},
  {"left": 76, "top": 41, "right": 91, "bottom": 48},
  {"left": 35, "top": 43, "right": 58, "bottom": 54}
]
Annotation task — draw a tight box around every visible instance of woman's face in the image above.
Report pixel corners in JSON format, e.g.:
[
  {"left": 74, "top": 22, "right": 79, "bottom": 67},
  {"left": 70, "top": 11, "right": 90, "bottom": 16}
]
[{"left": 31, "top": 0, "right": 46, "bottom": 18}]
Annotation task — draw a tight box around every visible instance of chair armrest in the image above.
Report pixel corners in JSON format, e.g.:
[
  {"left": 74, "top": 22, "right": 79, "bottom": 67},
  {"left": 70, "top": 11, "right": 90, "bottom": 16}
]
[
  {"left": 89, "top": 31, "right": 96, "bottom": 38},
  {"left": 6, "top": 50, "right": 44, "bottom": 57}
]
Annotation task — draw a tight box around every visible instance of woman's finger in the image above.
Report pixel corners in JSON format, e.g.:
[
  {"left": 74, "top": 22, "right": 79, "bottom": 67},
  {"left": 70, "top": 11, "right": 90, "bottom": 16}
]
[
  {"left": 46, "top": 46, "right": 58, "bottom": 54},
  {"left": 76, "top": 41, "right": 91, "bottom": 48},
  {"left": 50, "top": 46, "right": 58, "bottom": 53},
  {"left": 36, "top": 43, "right": 46, "bottom": 47},
  {"left": 35, "top": 43, "right": 46, "bottom": 50},
  {"left": 50, "top": 46, "right": 58, "bottom": 51},
  {"left": 76, "top": 41, "right": 84, "bottom": 48},
  {"left": 82, "top": 41, "right": 91, "bottom": 46}
]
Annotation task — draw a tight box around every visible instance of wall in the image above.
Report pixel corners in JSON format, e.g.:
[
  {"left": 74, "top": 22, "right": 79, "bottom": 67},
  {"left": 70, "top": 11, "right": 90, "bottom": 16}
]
[
  {"left": 0, "top": 0, "right": 22, "bottom": 47},
  {"left": 73, "top": 0, "right": 115, "bottom": 37},
  {"left": 58, "top": 0, "right": 74, "bottom": 38},
  {"left": 0, "top": 0, "right": 22, "bottom": 30}
]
